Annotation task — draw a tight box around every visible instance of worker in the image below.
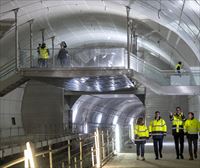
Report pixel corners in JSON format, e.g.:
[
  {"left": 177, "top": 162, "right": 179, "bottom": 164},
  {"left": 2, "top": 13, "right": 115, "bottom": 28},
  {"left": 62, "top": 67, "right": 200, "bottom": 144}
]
[
  {"left": 149, "top": 111, "right": 167, "bottom": 160},
  {"left": 57, "top": 41, "right": 69, "bottom": 67},
  {"left": 134, "top": 117, "right": 149, "bottom": 161},
  {"left": 169, "top": 107, "right": 186, "bottom": 159},
  {"left": 175, "top": 61, "right": 183, "bottom": 75},
  {"left": 184, "top": 112, "right": 200, "bottom": 160},
  {"left": 39, "top": 43, "right": 49, "bottom": 67}
]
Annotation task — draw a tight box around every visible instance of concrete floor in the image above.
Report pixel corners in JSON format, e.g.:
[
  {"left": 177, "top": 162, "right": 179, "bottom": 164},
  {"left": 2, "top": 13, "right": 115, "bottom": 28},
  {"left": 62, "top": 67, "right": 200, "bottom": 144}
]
[{"left": 103, "top": 153, "right": 200, "bottom": 168}]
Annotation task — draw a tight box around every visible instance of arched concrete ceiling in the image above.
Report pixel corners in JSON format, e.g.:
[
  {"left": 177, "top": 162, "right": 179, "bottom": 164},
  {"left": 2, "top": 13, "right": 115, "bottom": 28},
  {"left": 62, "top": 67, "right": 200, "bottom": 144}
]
[
  {"left": 0, "top": 0, "right": 199, "bottom": 68},
  {"left": 72, "top": 94, "right": 145, "bottom": 126}
]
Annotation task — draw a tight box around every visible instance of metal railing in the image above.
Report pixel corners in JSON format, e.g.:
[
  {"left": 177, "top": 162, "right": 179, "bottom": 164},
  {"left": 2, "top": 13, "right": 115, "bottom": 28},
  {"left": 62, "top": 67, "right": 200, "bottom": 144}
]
[
  {"left": 0, "top": 128, "right": 115, "bottom": 168},
  {"left": 129, "top": 52, "right": 200, "bottom": 86},
  {"left": 1, "top": 47, "right": 199, "bottom": 86},
  {"left": 0, "top": 47, "right": 126, "bottom": 81}
]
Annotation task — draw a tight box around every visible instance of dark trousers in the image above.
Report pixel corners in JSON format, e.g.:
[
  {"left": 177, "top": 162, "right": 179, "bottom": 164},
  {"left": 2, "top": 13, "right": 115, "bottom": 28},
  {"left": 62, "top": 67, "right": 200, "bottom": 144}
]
[
  {"left": 135, "top": 141, "right": 145, "bottom": 157},
  {"left": 153, "top": 136, "right": 163, "bottom": 158},
  {"left": 188, "top": 137, "right": 198, "bottom": 158},
  {"left": 173, "top": 133, "right": 184, "bottom": 156}
]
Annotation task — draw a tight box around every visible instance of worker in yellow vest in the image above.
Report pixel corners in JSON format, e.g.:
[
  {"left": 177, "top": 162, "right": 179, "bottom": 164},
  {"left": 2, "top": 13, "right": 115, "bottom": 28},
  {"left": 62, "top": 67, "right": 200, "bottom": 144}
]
[
  {"left": 134, "top": 117, "right": 149, "bottom": 161},
  {"left": 184, "top": 112, "right": 200, "bottom": 160},
  {"left": 149, "top": 111, "right": 167, "bottom": 160},
  {"left": 169, "top": 107, "right": 186, "bottom": 159},
  {"left": 39, "top": 43, "right": 49, "bottom": 68},
  {"left": 175, "top": 61, "right": 183, "bottom": 75}
]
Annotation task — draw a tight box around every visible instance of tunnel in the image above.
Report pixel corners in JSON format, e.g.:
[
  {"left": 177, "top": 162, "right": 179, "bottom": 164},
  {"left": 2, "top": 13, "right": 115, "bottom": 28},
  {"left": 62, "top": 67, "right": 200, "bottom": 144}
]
[{"left": 0, "top": 0, "right": 200, "bottom": 168}]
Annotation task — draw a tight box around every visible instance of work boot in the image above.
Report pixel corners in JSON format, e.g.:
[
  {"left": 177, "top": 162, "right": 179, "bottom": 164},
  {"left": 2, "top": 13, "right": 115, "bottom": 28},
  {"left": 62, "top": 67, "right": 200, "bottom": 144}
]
[
  {"left": 189, "top": 156, "right": 194, "bottom": 160},
  {"left": 180, "top": 154, "right": 184, "bottom": 159}
]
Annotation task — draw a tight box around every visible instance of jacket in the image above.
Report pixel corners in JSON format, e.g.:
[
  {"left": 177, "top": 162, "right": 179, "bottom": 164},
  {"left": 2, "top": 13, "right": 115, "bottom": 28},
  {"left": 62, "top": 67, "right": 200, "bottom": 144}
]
[{"left": 149, "top": 118, "right": 167, "bottom": 136}]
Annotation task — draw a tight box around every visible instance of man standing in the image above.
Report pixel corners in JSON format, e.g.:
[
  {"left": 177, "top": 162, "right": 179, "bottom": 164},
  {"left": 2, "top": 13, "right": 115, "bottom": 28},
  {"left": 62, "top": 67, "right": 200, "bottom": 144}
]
[
  {"left": 184, "top": 112, "right": 200, "bottom": 160},
  {"left": 149, "top": 111, "right": 167, "bottom": 160},
  {"left": 169, "top": 107, "right": 186, "bottom": 159}
]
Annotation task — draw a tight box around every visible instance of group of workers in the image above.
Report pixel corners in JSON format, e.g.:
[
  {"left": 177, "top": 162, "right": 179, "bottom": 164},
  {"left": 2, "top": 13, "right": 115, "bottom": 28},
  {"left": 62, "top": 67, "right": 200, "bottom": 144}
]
[
  {"left": 134, "top": 107, "right": 200, "bottom": 161},
  {"left": 37, "top": 41, "right": 69, "bottom": 67}
]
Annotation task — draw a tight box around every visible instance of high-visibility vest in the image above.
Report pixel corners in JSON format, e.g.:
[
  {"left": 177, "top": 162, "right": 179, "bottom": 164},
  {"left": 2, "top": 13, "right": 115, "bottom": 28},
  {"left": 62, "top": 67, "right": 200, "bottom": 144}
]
[
  {"left": 134, "top": 124, "right": 149, "bottom": 141},
  {"left": 39, "top": 47, "right": 49, "bottom": 59},
  {"left": 176, "top": 64, "right": 182, "bottom": 70},
  {"left": 184, "top": 118, "right": 200, "bottom": 135},
  {"left": 149, "top": 118, "right": 167, "bottom": 136},
  {"left": 171, "top": 113, "right": 185, "bottom": 133}
]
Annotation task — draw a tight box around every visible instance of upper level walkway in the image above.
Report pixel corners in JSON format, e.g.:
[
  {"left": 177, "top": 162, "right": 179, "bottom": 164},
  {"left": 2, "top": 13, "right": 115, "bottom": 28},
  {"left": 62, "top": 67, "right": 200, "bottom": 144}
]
[{"left": 1, "top": 48, "right": 200, "bottom": 96}]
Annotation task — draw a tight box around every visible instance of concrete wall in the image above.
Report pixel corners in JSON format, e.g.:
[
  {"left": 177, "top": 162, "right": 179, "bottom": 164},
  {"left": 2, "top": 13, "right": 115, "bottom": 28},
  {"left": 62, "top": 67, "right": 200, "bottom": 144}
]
[
  {"left": 21, "top": 80, "right": 65, "bottom": 135},
  {"left": 188, "top": 95, "right": 200, "bottom": 120},
  {"left": 0, "top": 86, "right": 25, "bottom": 137},
  {"left": 145, "top": 89, "right": 189, "bottom": 136}
]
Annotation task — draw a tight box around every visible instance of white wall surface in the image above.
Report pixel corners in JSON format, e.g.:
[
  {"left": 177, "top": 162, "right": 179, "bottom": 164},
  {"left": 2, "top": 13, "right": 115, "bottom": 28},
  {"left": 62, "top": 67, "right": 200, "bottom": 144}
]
[{"left": 0, "top": 86, "right": 25, "bottom": 137}]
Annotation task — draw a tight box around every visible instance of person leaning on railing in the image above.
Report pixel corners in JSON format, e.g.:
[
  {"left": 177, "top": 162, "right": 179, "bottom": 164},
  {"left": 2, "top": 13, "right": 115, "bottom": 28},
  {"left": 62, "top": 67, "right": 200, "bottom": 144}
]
[
  {"left": 39, "top": 43, "right": 49, "bottom": 68},
  {"left": 184, "top": 112, "right": 200, "bottom": 160},
  {"left": 175, "top": 61, "right": 183, "bottom": 75},
  {"left": 57, "top": 41, "right": 68, "bottom": 67},
  {"left": 134, "top": 117, "right": 149, "bottom": 161}
]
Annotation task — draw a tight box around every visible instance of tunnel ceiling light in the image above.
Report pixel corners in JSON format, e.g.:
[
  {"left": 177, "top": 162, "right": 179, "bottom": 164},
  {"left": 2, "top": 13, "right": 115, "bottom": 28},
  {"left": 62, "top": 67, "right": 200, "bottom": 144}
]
[
  {"left": 96, "top": 113, "right": 102, "bottom": 124},
  {"left": 113, "top": 116, "right": 119, "bottom": 125},
  {"left": 129, "top": 118, "right": 134, "bottom": 125}
]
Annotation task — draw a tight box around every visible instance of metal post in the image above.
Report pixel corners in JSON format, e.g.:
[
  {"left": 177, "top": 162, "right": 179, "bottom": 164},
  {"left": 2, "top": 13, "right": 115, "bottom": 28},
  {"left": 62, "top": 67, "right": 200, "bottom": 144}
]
[
  {"left": 62, "top": 162, "right": 65, "bottom": 168},
  {"left": 79, "top": 138, "right": 83, "bottom": 168},
  {"left": 101, "top": 131, "right": 106, "bottom": 159},
  {"left": 91, "top": 147, "right": 95, "bottom": 167},
  {"left": 14, "top": 8, "right": 19, "bottom": 70},
  {"left": 74, "top": 157, "right": 77, "bottom": 168},
  {"left": 95, "top": 128, "right": 101, "bottom": 168},
  {"left": 68, "top": 139, "right": 71, "bottom": 167},
  {"left": 49, "top": 145, "right": 53, "bottom": 168},
  {"left": 106, "top": 130, "right": 110, "bottom": 155},
  {"left": 126, "top": 6, "right": 130, "bottom": 69},
  {"left": 29, "top": 19, "right": 34, "bottom": 67},
  {"left": 51, "top": 36, "right": 55, "bottom": 67}
]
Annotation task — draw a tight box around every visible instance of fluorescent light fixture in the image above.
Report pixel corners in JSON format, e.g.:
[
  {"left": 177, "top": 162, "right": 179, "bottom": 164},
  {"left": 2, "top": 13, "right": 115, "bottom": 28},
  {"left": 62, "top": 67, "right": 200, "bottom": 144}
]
[
  {"left": 72, "top": 106, "right": 78, "bottom": 123},
  {"left": 129, "top": 118, "right": 134, "bottom": 125},
  {"left": 96, "top": 113, "right": 102, "bottom": 124},
  {"left": 84, "top": 123, "right": 88, "bottom": 134},
  {"left": 113, "top": 116, "right": 118, "bottom": 125}
]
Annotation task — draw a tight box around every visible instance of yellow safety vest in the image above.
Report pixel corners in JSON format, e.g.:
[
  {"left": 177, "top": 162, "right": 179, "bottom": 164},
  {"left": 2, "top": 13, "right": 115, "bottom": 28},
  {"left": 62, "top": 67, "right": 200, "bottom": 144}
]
[
  {"left": 171, "top": 113, "right": 185, "bottom": 133},
  {"left": 134, "top": 124, "right": 149, "bottom": 140},
  {"left": 39, "top": 47, "right": 49, "bottom": 59},
  {"left": 184, "top": 118, "right": 200, "bottom": 135},
  {"left": 149, "top": 118, "right": 167, "bottom": 136},
  {"left": 175, "top": 64, "right": 182, "bottom": 70}
]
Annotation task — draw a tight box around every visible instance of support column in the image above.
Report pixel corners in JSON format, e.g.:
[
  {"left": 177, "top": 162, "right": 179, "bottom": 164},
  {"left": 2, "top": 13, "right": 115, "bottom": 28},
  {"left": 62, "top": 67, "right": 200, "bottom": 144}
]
[
  {"left": 51, "top": 36, "right": 55, "bottom": 66},
  {"left": 29, "top": 19, "right": 34, "bottom": 67},
  {"left": 126, "top": 6, "right": 130, "bottom": 69},
  {"left": 14, "top": 8, "right": 19, "bottom": 70}
]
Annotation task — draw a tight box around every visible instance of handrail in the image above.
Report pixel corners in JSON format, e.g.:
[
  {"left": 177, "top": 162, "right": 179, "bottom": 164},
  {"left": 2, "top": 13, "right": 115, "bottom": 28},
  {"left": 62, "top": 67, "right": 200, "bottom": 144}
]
[
  {"left": 1, "top": 128, "right": 115, "bottom": 168},
  {"left": 129, "top": 52, "right": 196, "bottom": 75}
]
